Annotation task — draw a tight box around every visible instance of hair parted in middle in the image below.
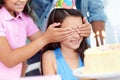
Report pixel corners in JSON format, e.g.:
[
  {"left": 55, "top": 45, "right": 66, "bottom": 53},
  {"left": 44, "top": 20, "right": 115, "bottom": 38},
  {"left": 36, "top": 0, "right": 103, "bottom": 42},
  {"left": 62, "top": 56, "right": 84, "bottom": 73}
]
[{"left": 42, "top": 8, "right": 88, "bottom": 61}]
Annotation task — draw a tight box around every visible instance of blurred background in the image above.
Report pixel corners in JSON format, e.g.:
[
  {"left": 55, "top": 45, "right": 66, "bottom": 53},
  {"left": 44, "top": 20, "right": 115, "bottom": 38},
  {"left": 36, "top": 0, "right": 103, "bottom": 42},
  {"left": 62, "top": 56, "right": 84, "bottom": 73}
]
[{"left": 105, "top": 0, "right": 120, "bottom": 44}]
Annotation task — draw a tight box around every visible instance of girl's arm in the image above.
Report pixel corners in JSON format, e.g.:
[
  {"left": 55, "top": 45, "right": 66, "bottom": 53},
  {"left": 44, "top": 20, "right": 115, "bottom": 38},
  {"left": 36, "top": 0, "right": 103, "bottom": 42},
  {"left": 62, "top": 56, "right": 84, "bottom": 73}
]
[
  {"left": 0, "top": 23, "right": 72, "bottom": 68},
  {"left": 42, "top": 50, "right": 56, "bottom": 75}
]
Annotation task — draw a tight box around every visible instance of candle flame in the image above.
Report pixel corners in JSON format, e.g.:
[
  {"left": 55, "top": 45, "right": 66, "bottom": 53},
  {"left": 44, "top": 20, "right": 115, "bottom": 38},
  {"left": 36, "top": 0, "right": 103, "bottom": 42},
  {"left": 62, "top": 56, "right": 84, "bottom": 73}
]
[
  {"left": 102, "top": 30, "right": 106, "bottom": 38},
  {"left": 96, "top": 31, "right": 99, "bottom": 36}
]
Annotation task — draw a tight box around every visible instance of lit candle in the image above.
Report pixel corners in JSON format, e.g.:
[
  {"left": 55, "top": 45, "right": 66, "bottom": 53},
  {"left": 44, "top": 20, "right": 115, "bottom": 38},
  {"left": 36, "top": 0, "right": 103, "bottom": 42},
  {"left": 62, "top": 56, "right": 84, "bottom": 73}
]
[
  {"left": 102, "top": 30, "right": 106, "bottom": 45},
  {"left": 96, "top": 31, "right": 101, "bottom": 46},
  {"left": 90, "top": 32, "right": 96, "bottom": 48}
]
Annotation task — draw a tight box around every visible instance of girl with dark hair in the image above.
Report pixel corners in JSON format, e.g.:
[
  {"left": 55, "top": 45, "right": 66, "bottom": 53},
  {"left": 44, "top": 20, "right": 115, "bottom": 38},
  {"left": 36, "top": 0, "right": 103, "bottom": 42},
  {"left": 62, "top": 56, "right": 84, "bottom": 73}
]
[
  {"left": 0, "top": 0, "right": 73, "bottom": 79},
  {"left": 42, "top": 8, "right": 89, "bottom": 80}
]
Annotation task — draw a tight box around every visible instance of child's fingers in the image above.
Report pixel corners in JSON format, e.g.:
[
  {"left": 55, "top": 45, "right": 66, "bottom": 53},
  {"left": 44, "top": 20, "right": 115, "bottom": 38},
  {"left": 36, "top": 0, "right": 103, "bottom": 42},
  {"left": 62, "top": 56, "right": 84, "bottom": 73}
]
[
  {"left": 76, "top": 20, "right": 91, "bottom": 37},
  {"left": 48, "top": 23, "right": 72, "bottom": 32},
  {"left": 55, "top": 32, "right": 73, "bottom": 42},
  {"left": 77, "top": 24, "right": 91, "bottom": 33},
  {"left": 49, "top": 23, "right": 60, "bottom": 28},
  {"left": 83, "top": 17, "right": 88, "bottom": 24}
]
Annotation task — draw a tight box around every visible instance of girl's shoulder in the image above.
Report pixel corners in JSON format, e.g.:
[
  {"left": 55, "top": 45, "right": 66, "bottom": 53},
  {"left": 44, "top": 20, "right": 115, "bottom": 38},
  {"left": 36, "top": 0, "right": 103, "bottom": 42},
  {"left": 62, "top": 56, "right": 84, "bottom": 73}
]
[{"left": 42, "top": 50, "right": 55, "bottom": 61}]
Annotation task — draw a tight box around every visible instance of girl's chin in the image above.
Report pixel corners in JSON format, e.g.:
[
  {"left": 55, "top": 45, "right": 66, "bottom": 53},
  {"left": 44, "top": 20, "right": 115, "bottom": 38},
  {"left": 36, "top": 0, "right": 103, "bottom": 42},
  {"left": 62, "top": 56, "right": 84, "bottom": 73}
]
[
  {"left": 71, "top": 46, "right": 80, "bottom": 49},
  {"left": 16, "top": 8, "right": 24, "bottom": 12}
]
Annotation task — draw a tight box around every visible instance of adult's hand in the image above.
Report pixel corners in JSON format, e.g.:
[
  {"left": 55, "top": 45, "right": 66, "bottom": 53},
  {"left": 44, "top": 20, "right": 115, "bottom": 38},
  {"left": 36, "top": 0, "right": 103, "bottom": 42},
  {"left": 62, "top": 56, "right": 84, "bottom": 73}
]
[{"left": 91, "top": 21, "right": 105, "bottom": 45}]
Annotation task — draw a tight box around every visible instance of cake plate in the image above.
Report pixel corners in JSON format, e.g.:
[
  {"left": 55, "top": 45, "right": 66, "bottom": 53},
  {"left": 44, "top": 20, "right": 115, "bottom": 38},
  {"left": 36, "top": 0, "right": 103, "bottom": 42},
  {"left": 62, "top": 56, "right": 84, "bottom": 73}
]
[{"left": 73, "top": 67, "right": 120, "bottom": 80}]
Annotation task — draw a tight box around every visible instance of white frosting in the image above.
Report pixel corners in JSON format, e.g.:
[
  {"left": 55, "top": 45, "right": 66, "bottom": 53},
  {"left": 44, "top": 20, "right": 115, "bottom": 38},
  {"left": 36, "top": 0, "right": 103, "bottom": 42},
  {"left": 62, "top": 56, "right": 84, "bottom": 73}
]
[{"left": 83, "top": 44, "right": 120, "bottom": 74}]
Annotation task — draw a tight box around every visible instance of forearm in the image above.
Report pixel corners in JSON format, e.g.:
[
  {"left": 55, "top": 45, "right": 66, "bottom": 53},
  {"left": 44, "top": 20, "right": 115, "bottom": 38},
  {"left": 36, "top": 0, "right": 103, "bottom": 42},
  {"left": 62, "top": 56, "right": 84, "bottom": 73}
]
[
  {"left": 14, "top": 36, "right": 47, "bottom": 64},
  {"left": 4, "top": 35, "right": 48, "bottom": 68},
  {"left": 91, "top": 21, "right": 105, "bottom": 45}
]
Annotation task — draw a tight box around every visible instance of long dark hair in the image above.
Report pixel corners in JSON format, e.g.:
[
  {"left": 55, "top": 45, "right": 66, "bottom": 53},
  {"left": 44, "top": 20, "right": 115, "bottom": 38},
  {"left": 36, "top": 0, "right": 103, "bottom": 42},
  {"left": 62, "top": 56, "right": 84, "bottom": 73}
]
[
  {"left": 0, "top": 0, "right": 32, "bottom": 15},
  {"left": 42, "top": 8, "right": 88, "bottom": 62}
]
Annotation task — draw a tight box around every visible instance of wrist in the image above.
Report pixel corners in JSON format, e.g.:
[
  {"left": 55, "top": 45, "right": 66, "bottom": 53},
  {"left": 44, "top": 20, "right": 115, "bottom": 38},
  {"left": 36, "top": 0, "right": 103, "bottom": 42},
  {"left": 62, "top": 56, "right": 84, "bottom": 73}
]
[{"left": 38, "top": 34, "right": 50, "bottom": 46}]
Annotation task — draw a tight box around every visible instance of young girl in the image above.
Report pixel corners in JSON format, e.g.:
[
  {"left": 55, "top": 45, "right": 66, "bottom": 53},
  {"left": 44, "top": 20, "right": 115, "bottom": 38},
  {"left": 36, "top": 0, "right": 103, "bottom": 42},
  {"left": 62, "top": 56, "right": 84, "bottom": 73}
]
[
  {"left": 0, "top": 0, "right": 73, "bottom": 79},
  {"left": 42, "top": 8, "right": 88, "bottom": 80}
]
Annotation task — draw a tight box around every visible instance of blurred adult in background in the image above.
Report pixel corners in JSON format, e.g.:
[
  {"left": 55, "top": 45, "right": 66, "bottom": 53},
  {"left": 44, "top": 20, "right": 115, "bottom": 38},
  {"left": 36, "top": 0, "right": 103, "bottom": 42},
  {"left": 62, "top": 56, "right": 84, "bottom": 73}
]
[{"left": 26, "top": 0, "right": 106, "bottom": 76}]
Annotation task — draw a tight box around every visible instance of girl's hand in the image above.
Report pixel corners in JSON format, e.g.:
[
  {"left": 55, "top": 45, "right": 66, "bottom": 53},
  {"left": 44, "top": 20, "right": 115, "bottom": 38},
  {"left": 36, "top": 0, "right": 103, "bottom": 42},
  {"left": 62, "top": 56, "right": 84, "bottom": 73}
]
[
  {"left": 43, "top": 23, "right": 72, "bottom": 43},
  {"left": 77, "top": 17, "right": 91, "bottom": 37}
]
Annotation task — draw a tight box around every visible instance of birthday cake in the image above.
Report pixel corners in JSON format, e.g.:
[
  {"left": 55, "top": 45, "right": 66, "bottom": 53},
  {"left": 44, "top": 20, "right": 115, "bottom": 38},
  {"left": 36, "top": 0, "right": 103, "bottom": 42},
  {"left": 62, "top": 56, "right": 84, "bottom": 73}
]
[{"left": 83, "top": 44, "right": 120, "bottom": 74}]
